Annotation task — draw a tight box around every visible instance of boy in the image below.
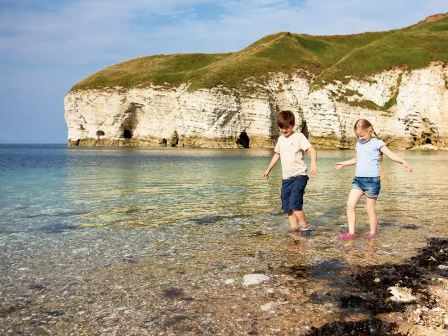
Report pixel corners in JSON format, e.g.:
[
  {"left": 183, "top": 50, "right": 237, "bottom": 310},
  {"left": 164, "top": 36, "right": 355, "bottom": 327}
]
[{"left": 262, "top": 110, "right": 317, "bottom": 235}]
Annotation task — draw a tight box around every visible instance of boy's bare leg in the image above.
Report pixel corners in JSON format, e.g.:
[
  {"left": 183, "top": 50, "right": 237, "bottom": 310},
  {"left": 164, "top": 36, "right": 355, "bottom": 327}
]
[
  {"left": 293, "top": 210, "right": 308, "bottom": 230},
  {"left": 347, "top": 189, "right": 364, "bottom": 234},
  {"left": 365, "top": 196, "right": 378, "bottom": 234},
  {"left": 288, "top": 210, "right": 299, "bottom": 231}
]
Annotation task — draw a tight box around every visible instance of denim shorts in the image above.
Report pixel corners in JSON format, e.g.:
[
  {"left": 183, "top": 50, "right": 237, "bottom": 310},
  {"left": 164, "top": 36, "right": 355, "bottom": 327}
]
[
  {"left": 281, "top": 175, "right": 308, "bottom": 213},
  {"left": 352, "top": 176, "right": 381, "bottom": 198}
]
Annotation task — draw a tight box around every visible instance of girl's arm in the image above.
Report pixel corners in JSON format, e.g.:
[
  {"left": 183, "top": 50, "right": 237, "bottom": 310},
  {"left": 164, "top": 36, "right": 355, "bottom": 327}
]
[
  {"left": 262, "top": 153, "right": 280, "bottom": 179},
  {"left": 380, "top": 146, "right": 413, "bottom": 172},
  {"left": 335, "top": 157, "right": 356, "bottom": 170}
]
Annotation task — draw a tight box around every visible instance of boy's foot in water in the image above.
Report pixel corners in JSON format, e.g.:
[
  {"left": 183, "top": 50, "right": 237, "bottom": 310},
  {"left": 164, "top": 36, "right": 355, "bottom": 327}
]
[{"left": 300, "top": 228, "right": 313, "bottom": 236}]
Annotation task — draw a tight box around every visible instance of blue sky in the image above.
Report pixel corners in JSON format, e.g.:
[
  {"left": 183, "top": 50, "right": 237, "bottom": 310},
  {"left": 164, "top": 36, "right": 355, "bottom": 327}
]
[{"left": 0, "top": 0, "right": 447, "bottom": 143}]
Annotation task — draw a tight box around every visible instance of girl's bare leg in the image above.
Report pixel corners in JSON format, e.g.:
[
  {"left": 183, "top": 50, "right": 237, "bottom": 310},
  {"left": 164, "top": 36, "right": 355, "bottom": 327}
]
[
  {"left": 347, "top": 189, "right": 364, "bottom": 234},
  {"left": 365, "top": 196, "right": 378, "bottom": 234}
]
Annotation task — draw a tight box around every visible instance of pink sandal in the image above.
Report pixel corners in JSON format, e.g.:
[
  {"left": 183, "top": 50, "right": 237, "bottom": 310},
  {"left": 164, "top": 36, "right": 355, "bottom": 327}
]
[{"left": 338, "top": 232, "right": 355, "bottom": 240}]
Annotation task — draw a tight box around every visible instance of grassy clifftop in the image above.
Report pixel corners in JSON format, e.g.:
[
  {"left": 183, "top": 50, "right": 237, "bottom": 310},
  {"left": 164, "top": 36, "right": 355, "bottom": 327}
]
[{"left": 71, "top": 13, "right": 448, "bottom": 92}]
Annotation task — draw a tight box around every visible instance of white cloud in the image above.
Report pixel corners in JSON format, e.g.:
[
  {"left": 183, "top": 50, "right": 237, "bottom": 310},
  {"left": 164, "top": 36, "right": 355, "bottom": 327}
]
[{"left": 1, "top": 0, "right": 446, "bottom": 66}]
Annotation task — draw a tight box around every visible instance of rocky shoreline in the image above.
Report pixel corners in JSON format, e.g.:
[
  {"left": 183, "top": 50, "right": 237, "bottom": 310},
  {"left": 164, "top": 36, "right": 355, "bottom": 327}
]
[
  {"left": 67, "top": 138, "right": 447, "bottom": 151},
  {"left": 2, "top": 234, "right": 447, "bottom": 336}
]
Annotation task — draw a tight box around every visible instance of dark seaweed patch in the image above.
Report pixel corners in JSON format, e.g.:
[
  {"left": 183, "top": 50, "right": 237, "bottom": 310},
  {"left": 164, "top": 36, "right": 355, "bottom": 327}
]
[
  {"left": 303, "top": 239, "right": 448, "bottom": 335},
  {"left": 305, "top": 318, "right": 403, "bottom": 336},
  {"left": 399, "top": 224, "right": 420, "bottom": 230},
  {"left": 164, "top": 314, "right": 188, "bottom": 326},
  {"left": 162, "top": 287, "right": 186, "bottom": 299}
]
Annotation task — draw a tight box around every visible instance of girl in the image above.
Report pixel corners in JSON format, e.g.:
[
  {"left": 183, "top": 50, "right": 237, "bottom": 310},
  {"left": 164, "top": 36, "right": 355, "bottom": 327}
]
[{"left": 335, "top": 119, "right": 412, "bottom": 240}]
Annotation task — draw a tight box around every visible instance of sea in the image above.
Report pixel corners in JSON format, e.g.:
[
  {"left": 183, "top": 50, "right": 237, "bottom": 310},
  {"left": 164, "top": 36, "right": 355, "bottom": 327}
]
[{"left": 1, "top": 144, "right": 447, "bottom": 334}]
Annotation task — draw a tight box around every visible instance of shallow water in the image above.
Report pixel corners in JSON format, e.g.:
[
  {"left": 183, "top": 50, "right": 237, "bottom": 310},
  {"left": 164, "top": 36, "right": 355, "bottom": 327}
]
[{"left": 1, "top": 145, "right": 447, "bottom": 334}]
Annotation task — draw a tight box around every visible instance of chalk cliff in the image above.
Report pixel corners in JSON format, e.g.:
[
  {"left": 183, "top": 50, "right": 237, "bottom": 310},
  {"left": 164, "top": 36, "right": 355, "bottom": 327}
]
[{"left": 65, "top": 63, "right": 447, "bottom": 149}]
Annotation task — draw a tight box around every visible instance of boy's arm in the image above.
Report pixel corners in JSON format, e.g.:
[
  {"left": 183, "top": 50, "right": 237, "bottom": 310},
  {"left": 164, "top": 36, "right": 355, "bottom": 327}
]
[
  {"left": 307, "top": 146, "right": 318, "bottom": 176},
  {"left": 262, "top": 153, "right": 280, "bottom": 179},
  {"left": 380, "top": 146, "right": 413, "bottom": 172},
  {"left": 335, "top": 157, "right": 356, "bottom": 170}
]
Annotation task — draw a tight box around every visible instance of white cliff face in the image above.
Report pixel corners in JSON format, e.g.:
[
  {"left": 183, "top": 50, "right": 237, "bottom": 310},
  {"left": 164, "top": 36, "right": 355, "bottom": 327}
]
[{"left": 65, "top": 63, "right": 448, "bottom": 148}]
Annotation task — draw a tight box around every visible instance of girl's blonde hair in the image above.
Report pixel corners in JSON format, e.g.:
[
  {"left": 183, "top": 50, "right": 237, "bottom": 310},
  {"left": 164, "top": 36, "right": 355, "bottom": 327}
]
[{"left": 354, "top": 119, "right": 385, "bottom": 180}]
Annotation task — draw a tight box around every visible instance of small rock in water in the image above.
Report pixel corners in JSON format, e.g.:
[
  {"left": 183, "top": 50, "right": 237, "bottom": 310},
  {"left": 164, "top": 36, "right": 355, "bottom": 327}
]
[
  {"left": 437, "top": 265, "right": 448, "bottom": 270},
  {"left": 388, "top": 286, "right": 417, "bottom": 303},
  {"left": 260, "top": 302, "right": 275, "bottom": 311},
  {"left": 242, "top": 274, "right": 270, "bottom": 287},
  {"left": 224, "top": 278, "right": 235, "bottom": 285}
]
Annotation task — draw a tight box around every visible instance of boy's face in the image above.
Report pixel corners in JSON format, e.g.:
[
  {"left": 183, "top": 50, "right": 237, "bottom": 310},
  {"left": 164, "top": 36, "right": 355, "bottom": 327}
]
[{"left": 279, "top": 125, "right": 294, "bottom": 137}]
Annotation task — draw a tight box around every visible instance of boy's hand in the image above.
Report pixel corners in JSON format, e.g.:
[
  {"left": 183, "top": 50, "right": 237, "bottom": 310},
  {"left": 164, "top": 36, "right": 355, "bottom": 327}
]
[
  {"left": 335, "top": 163, "right": 344, "bottom": 170},
  {"left": 262, "top": 170, "right": 270, "bottom": 179},
  {"left": 310, "top": 163, "right": 318, "bottom": 176}
]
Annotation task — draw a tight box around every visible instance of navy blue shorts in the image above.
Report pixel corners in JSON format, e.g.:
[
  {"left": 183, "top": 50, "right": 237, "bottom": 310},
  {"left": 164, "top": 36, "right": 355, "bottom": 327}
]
[
  {"left": 281, "top": 175, "right": 309, "bottom": 213},
  {"left": 352, "top": 176, "right": 381, "bottom": 198}
]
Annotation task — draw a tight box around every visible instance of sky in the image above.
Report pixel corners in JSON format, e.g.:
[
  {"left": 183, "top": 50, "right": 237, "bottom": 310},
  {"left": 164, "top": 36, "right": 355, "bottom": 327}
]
[{"left": 0, "top": 0, "right": 447, "bottom": 143}]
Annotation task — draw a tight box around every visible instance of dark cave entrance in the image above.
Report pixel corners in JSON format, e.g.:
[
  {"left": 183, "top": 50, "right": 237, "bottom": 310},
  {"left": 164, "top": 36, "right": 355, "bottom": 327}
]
[
  {"left": 120, "top": 102, "right": 143, "bottom": 141},
  {"left": 300, "top": 121, "right": 309, "bottom": 139},
  {"left": 237, "top": 131, "right": 250, "bottom": 148},
  {"left": 123, "top": 129, "right": 133, "bottom": 139}
]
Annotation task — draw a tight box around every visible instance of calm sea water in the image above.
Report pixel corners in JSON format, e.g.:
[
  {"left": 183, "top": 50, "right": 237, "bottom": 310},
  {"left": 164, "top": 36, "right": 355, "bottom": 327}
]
[
  {"left": 1, "top": 144, "right": 447, "bottom": 333},
  {"left": 1, "top": 144, "right": 447, "bottom": 236}
]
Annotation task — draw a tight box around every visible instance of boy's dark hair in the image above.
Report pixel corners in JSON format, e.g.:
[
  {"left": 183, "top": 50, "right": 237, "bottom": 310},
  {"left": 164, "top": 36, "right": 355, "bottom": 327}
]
[{"left": 277, "top": 110, "right": 295, "bottom": 128}]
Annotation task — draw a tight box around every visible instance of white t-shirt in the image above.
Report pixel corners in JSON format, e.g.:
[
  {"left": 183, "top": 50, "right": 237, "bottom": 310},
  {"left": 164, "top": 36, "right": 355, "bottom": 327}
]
[{"left": 274, "top": 132, "right": 312, "bottom": 179}]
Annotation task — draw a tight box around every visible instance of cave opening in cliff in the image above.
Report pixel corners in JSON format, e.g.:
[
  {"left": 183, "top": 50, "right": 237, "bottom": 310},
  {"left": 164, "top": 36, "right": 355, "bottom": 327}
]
[
  {"left": 237, "top": 131, "right": 250, "bottom": 148},
  {"left": 119, "top": 103, "right": 143, "bottom": 141},
  {"left": 123, "top": 129, "right": 133, "bottom": 139},
  {"left": 301, "top": 121, "right": 309, "bottom": 139}
]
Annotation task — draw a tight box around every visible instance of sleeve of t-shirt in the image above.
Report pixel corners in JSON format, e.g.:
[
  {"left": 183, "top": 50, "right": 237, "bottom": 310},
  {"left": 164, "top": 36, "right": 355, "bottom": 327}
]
[
  {"left": 274, "top": 139, "right": 280, "bottom": 154},
  {"left": 376, "top": 139, "right": 386, "bottom": 150},
  {"left": 298, "top": 133, "right": 312, "bottom": 151}
]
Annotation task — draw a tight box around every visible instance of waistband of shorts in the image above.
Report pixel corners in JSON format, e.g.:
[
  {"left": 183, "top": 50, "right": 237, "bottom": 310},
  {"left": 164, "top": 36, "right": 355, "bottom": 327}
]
[
  {"left": 282, "top": 174, "right": 308, "bottom": 182},
  {"left": 354, "top": 176, "right": 380, "bottom": 181}
]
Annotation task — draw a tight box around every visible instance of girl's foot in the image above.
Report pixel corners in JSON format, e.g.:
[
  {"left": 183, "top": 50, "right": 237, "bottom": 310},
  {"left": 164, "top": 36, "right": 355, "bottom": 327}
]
[
  {"left": 338, "top": 232, "right": 355, "bottom": 240},
  {"left": 364, "top": 232, "right": 377, "bottom": 240}
]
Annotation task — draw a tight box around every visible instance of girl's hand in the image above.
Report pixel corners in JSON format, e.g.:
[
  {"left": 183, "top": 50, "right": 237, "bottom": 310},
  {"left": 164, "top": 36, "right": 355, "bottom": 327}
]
[
  {"left": 334, "top": 163, "right": 344, "bottom": 170},
  {"left": 403, "top": 161, "right": 413, "bottom": 172}
]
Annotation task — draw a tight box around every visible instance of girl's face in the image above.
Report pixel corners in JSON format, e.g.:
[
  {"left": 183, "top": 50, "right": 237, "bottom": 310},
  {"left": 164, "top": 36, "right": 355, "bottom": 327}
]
[
  {"left": 356, "top": 127, "right": 373, "bottom": 143},
  {"left": 279, "top": 125, "right": 294, "bottom": 137}
]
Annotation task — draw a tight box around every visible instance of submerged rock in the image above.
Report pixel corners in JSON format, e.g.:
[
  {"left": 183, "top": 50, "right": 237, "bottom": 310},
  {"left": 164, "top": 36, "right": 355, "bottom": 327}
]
[
  {"left": 224, "top": 278, "right": 235, "bottom": 285},
  {"left": 388, "top": 286, "right": 417, "bottom": 303},
  {"left": 242, "top": 274, "right": 270, "bottom": 287}
]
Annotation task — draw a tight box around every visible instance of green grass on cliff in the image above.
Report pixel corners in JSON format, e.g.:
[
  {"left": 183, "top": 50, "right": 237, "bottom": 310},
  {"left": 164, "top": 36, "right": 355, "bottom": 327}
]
[{"left": 71, "top": 13, "right": 448, "bottom": 92}]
